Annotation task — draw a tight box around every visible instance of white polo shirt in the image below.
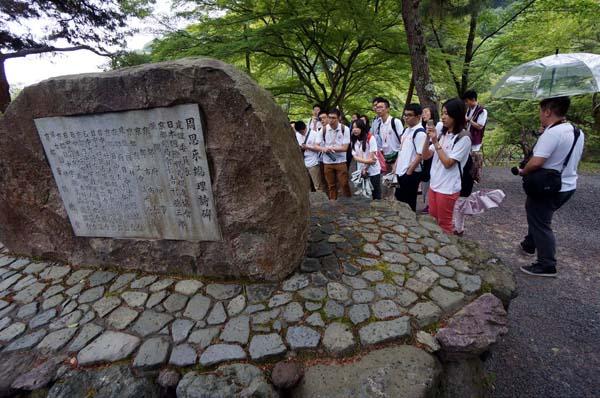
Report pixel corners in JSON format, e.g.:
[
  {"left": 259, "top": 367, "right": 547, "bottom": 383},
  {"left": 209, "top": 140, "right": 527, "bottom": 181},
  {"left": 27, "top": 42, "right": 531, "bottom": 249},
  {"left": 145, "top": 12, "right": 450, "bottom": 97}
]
[
  {"left": 429, "top": 132, "right": 472, "bottom": 194},
  {"left": 353, "top": 135, "right": 381, "bottom": 176},
  {"left": 395, "top": 125, "right": 427, "bottom": 176},
  {"left": 301, "top": 129, "right": 323, "bottom": 168},
  {"left": 377, "top": 116, "right": 402, "bottom": 156},
  {"left": 533, "top": 122, "right": 585, "bottom": 192},
  {"left": 322, "top": 124, "right": 351, "bottom": 164},
  {"left": 307, "top": 117, "right": 322, "bottom": 133}
]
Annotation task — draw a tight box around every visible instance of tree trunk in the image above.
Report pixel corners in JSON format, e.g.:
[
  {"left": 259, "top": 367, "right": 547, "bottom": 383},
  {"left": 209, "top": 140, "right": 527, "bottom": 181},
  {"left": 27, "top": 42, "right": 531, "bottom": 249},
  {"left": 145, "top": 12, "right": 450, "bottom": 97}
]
[
  {"left": 460, "top": 9, "right": 478, "bottom": 96},
  {"left": 0, "top": 57, "right": 10, "bottom": 113},
  {"left": 402, "top": 0, "right": 437, "bottom": 107},
  {"left": 405, "top": 74, "right": 415, "bottom": 105}
]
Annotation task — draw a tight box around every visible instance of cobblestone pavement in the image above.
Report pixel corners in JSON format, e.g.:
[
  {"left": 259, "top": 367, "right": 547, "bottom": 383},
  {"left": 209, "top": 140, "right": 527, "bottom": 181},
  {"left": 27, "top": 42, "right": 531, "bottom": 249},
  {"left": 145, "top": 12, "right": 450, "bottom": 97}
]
[
  {"left": 0, "top": 197, "right": 504, "bottom": 380},
  {"left": 446, "top": 167, "right": 600, "bottom": 398}
]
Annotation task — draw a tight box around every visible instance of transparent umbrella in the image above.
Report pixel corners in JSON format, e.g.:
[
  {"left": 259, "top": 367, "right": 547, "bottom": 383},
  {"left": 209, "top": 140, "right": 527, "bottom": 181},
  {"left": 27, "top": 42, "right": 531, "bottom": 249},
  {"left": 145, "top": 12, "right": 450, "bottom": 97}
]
[{"left": 491, "top": 53, "right": 600, "bottom": 99}]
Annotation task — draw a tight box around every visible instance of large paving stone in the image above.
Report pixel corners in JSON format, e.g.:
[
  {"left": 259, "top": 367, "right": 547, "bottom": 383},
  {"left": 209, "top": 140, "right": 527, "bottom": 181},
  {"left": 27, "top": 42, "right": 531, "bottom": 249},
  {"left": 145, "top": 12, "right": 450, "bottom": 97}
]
[
  {"left": 371, "top": 299, "right": 401, "bottom": 319},
  {"left": 183, "top": 295, "right": 211, "bottom": 321},
  {"left": 162, "top": 293, "right": 189, "bottom": 313},
  {"left": 121, "top": 291, "right": 148, "bottom": 307},
  {"left": 171, "top": 319, "right": 194, "bottom": 343},
  {"left": 39, "top": 266, "right": 70, "bottom": 281},
  {"left": 133, "top": 337, "right": 170, "bottom": 369},
  {"left": 130, "top": 310, "right": 174, "bottom": 337},
  {"left": 36, "top": 328, "right": 77, "bottom": 351},
  {"left": 409, "top": 301, "right": 443, "bottom": 327},
  {"left": 47, "top": 365, "right": 159, "bottom": 398},
  {"left": 199, "top": 344, "right": 246, "bottom": 366},
  {"left": 359, "top": 317, "right": 411, "bottom": 346},
  {"left": 177, "top": 364, "right": 276, "bottom": 398},
  {"left": 206, "top": 301, "right": 227, "bottom": 325},
  {"left": 0, "top": 322, "right": 26, "bottom": 342},
  {"left": 88, "top": 271, "right": 117, "bottom": 287},
  {"left": 77, "top": 286, "right": 104, "bottom": 304},
  {"left": 322, "top": 322, "right": 355, "bottom": 355},
  {"left": 249, "top": 333, "right": 287, "bottom": 360},
  {"left": 13, "top": 282, "right": 45, "bottom": 303},
  {"left": 348, "top": 304, "right": 370, "bottom": 325},
  {"left": 429, "top": 286, "right": 465, "bottom": 313},
  {"left": 106, "top": 306, "right": 139, "bottom": 329},
  {"left": 174, "top": 279, "right": 203, "bottom": 296},
  {"left": 92, "top": 296, "right": 121, "bottom": 317},
  {"left": 77, "top": 331, "right": 141, "bottom": 365},
  {"left": 188, "top": 327, "right": 220, "bottom": 348},
  {"left": 3, "top": 329, "right": 47, "bottom": 351},
  {"left": 220, "top": 315, "right": 250, "bottom": 344},
  {"left": 286, "top": 326, "right": 321, "bottom": 349},
  {"left": 169, "top": 344, "right": 198, "bottom": 366},
  {"left": 67, "top": 323, "right": 104, "bottom": 352},
  {"left": 291, "top": 346, "right": 441, "bottom": 398}
]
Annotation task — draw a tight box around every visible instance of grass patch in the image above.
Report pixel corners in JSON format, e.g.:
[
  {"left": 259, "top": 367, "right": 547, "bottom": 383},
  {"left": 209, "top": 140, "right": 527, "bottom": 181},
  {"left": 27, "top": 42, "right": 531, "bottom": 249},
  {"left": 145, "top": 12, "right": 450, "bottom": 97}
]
[
  {"left": 481, "top": 282, "right": 493, "bottom": 294},
  {"left": 579, "top": 161, "right": 600, "bottom": 174},
  {"left": 423, "top": 321, "right": 441, "bottom": 334}
]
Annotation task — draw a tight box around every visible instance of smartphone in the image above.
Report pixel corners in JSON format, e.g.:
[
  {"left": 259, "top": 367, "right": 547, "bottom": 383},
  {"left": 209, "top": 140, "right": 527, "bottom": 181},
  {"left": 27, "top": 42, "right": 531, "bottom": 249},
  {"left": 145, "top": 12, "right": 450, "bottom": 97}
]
[{"left": 426, "top": 119, "right": 435, "bottom": 128}]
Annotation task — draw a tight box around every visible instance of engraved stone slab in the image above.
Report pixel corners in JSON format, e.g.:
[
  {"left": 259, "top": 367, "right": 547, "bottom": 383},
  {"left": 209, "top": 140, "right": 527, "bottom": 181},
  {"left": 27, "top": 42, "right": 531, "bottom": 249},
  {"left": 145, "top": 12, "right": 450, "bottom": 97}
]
[{"left": 34, "top": 104, "right": 221, "bottom": 241}]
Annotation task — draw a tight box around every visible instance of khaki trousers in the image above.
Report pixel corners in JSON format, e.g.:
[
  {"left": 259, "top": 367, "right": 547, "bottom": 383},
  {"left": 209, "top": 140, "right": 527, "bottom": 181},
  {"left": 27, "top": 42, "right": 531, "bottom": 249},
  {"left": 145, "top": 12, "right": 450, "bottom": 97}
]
[
  {"left": 324, "top": 163, "right": 351, "bottom": 200},
  {"left": 307, "top": 165, "right": 324, "bottom": 192}
]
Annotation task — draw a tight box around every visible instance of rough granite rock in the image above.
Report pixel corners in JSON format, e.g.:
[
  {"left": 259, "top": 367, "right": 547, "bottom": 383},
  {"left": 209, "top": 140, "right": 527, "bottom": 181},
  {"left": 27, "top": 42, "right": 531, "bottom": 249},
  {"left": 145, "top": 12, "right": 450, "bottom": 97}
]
[
  {"left": 177, "top": 364, "right": 277, "bottom": 398},
  {"left": 291, "top": 346, "right": 441, "bottom": 398},
  {"left": 271, "top": 361, "right": 304, "bottom": 390},
  {"left": 0, "top": 57, "right": 309, "bottom": 281},
  {"left": 435, "top": 293, "right": 508, "bottom": 359},
  {"left": 47, "top": 365, "right": 159, "bottom": 398}
]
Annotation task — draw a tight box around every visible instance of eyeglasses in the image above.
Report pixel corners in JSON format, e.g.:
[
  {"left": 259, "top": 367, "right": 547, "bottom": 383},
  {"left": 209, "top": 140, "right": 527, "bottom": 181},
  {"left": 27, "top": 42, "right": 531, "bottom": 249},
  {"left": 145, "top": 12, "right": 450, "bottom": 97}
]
[{"left": 403, "top": 114, "right": 416, "bottom": 118}]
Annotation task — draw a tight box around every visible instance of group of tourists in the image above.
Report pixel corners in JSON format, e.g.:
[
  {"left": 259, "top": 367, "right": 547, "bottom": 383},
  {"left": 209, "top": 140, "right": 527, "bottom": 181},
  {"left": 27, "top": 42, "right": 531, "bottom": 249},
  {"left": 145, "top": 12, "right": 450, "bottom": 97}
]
[
  {"left": 294, "top": 93, "right": 585, "bottom": 278},
  {"left": 294, "top": 91, "right": 488, "bottom": 235}
]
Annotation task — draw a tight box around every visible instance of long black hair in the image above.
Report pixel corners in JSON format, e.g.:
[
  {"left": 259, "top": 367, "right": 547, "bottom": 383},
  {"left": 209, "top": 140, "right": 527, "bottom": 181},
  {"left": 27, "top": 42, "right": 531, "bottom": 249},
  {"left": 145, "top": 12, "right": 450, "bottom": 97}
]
[
  {"left": 422, "top": 104, "right": 440, "bottom": 127},
  {"left": 441, "top": 98, "right": 466, "bottom": 135},
  {"left": 351, "top": 119, "right": 370, "bottom": 152}
]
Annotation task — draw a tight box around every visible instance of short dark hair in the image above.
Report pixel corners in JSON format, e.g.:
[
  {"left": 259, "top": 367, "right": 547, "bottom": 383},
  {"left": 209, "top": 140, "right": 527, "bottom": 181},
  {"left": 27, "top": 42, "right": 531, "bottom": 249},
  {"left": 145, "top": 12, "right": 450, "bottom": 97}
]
[
  {"left": 372, "top": 96, "right": 385, "bottom": 104},
  {"left": 313, "top": 104, "right": 321, "bottom": 110},
  {"left": 404, "top": 103, "right": 422, "bottom": 116},
  {"left": 540, "top": 96, "right": 570, "bottom": 117},
  {"left": 318, "top": 110, "right": 328, "bottom": 117},
  {"left": 462, "top": 90, "right": 477, "bottom": 100},
  {"left": 294, "top": 120, "right": 306, "bottom": 131},
  {"left": 328, "top": 108, "right": 341, "bottom": 118},
  {"left": 442, "top": 98, "right": 467, "bottom": 134},
  {"left": 377, "top": 98, "right": 390, "bottom": 109}
]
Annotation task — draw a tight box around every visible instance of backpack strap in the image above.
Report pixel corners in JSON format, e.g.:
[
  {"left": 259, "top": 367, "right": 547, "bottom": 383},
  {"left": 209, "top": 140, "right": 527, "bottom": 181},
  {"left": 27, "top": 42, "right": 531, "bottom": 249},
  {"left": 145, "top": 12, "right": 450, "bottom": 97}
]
[
  {"left": 561, "top": 123, "right": 581, "bottom": 173},
  {"left": 412, "top": 127, "right": 426, "bottom": 169},
  {"left": 302, "top": 130, "right": 311, "bottom": 145},
  {"left": 390, "top": 117, "right": 401, "bottom": 142},
  {"left": 452, "top": 132, "right": 469, "bottom": 180}
]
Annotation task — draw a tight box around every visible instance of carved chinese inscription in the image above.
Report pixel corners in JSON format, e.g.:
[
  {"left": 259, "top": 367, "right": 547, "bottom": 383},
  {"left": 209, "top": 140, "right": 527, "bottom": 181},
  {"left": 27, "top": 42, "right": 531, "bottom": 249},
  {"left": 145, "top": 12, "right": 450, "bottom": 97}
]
[{"left": 34, "top": 104, "right": 221, "bottom": 241}]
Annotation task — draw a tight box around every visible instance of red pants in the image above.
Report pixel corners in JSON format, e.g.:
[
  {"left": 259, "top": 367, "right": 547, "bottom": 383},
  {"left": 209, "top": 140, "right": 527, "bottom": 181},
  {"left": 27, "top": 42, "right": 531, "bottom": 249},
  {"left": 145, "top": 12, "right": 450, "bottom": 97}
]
[{"left": 428, "top": 188, "right": 460, "bottom": 233}]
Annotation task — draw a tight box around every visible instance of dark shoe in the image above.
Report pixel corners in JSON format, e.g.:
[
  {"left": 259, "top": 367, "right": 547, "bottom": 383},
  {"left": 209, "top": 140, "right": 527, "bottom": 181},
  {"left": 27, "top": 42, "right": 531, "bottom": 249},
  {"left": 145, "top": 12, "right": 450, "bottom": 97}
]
[
  {"left": 519, "top": 242, "right": 535, "bottom": 256},
  {"left": 453, "top": 230, "right": 464, "bottom": 237},
  {"left": 420, "top": 205, "right": 429, "bottom": 214},
  {"left": 520, "top": 263, "right": 557, "bottom": 277}
]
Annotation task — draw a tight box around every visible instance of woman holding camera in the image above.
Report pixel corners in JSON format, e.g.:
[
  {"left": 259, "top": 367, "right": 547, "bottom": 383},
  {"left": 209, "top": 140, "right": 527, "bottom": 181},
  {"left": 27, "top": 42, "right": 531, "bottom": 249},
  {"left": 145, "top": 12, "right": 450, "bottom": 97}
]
[{"left": 422, "top": 98, "right": 472, "bottom": 233}]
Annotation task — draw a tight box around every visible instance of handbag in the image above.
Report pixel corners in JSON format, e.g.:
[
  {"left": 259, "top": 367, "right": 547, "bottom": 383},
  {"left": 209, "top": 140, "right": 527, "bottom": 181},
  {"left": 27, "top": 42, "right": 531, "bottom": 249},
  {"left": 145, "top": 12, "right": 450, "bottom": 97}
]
[{"left": 522, "top": 124, "right": 581, "bottom": 197}]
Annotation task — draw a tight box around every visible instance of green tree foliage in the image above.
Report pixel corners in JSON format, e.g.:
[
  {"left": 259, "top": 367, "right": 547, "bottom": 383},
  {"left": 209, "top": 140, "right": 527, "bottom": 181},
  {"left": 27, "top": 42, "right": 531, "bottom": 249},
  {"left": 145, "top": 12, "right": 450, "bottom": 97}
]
[
  {"left": 0, "top": 0, "right": 154, "bottom": 112},
  {"left": 145, "top": 0, "right": 416, "bottom": 118}
]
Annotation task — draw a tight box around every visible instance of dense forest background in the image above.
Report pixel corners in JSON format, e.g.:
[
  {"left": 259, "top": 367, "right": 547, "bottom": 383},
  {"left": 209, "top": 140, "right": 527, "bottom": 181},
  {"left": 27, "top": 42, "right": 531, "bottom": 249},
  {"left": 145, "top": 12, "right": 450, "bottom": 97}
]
[{"left": 4, "top": 0, "right": 600, "bottom": 164}]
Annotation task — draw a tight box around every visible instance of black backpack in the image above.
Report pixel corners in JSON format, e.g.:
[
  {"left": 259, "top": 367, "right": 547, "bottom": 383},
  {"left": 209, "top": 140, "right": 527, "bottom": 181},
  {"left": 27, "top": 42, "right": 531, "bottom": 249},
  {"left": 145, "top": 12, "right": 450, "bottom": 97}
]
[{"left": 452, "top": 133, "right": 474, "bottom": 197}]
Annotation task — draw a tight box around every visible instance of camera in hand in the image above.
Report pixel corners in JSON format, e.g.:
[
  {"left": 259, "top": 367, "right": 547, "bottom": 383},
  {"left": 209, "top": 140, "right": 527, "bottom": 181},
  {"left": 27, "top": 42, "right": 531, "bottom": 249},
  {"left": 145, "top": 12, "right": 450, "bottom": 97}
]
[{"left": 511, "top": 150, "right": 532, "bottom": 176}]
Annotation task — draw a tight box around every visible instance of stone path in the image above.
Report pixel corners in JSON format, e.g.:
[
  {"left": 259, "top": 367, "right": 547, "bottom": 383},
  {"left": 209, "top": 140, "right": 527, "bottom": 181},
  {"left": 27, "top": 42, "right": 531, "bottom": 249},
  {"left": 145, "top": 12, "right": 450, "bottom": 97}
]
[
  {"left": 456, "top": 167, "right": 600, "bottom": 398},
  {"left": 0, "top": 195, "right": 513, "bottom": 395}
]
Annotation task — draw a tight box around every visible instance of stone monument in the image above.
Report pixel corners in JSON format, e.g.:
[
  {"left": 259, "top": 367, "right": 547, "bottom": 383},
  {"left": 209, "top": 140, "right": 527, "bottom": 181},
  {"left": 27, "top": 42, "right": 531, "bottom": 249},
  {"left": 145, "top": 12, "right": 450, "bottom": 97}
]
[{"left": 0, "top": 57, "right": 310, "bottom": 281}]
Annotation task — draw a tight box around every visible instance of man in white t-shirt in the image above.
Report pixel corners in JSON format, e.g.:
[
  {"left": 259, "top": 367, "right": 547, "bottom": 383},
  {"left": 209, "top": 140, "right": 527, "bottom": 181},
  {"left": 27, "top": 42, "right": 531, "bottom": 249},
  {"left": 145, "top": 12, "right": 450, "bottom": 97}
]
[
  {"left": 518, "top": 96, "right": 585, "bottom": 277},
  {"left": 392, "top": 103, "right": 427, "bottom": 211},
  {"left": 374, "top": 99, "right": 403, "bottom": 163},
  {"left": 297, "top": 121, "right": 324, "bottom": 192},
  {"left": 314, "top": 109, "right": 351, "bottom": 200}
]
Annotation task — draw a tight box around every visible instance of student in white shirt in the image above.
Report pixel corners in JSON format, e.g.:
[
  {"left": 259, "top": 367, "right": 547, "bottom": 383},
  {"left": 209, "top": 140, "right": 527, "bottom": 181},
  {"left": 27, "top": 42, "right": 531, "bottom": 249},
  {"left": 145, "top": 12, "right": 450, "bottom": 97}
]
[
  {"left": 422, "top": 98, "right": 471, "bottom": 233},
  {"left": 351, "top": 119, "right": 381, "bottom": 199},
  {"left": 314, "top": 109, "right": 352, "bottom": 200},
  {"left": 296, "top": 121, "right": 325, "bottom": 192},
  {"left": 307, "top": 104, "right": 322, "bottom": 133},
  {"left": 420, "top": 105, "right": 442, "bottom": 213},
  {"left": 374, "top": 99, "right": 403, "bottom": 166},
  {"left": 517, "top": 96, "right": 584, "bottom": 277},
  {"left": 392, "top": 103, "right": 427, "bottom": 211}
]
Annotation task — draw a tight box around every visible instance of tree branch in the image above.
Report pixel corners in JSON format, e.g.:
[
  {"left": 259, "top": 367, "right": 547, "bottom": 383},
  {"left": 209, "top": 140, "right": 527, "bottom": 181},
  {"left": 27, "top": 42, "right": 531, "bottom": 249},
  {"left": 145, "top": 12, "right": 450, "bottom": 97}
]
[{"left": 1, "top": 45, "right": 115, "bottom": 61}]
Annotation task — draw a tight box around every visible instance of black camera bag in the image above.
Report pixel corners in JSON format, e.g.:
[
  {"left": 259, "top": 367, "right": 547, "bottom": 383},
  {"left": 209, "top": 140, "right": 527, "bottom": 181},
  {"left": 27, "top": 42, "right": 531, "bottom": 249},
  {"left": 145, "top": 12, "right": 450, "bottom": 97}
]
[{"left": 522, "top": 124, "right": 580, "bottom": 197}]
